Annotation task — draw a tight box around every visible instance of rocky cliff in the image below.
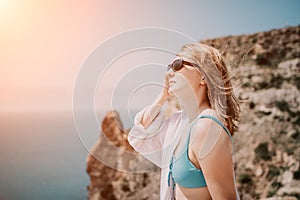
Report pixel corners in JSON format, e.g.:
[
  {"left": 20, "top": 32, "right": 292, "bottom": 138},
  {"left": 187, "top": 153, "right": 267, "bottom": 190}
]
[
  {"left": 86, "top": 25, "right": 300, "bottom": 200},
  {"left": 201, "top": 25, "right": 300, "bottom": 200},
  {"left": 86, "top": 111, "right": 160, "bottom": 200}
]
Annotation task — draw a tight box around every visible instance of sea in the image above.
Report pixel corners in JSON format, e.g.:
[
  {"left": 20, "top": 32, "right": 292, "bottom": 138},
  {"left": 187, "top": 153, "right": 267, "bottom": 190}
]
[{"left": 0, "top": 110, "right": 135, "bottom": 200}]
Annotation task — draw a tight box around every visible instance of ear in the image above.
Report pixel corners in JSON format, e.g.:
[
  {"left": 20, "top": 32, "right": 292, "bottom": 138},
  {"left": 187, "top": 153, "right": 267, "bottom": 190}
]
[{"left": 199, "top": 76, "right": 206, "bottom": 85}]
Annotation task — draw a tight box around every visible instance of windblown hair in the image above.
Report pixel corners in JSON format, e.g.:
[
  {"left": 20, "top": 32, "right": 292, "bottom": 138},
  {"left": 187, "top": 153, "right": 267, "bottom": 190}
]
[{"left": 177, "top": 43, "right": 241, "bottom": 136}]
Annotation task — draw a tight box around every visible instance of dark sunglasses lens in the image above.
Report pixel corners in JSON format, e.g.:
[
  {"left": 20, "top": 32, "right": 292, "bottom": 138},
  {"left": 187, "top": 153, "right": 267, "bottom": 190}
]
[{"left": 173, "top": 60, "right": 182, "bottom": 71}]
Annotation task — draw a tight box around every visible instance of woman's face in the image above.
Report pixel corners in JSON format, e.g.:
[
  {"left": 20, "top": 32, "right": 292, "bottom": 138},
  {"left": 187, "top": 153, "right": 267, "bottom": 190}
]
[{"left": 167, "top": 57, "right": 203, "bottom": 95}]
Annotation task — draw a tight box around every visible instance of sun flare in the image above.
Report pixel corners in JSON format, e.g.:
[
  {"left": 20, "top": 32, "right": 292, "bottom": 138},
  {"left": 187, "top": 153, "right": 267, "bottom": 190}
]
[
  {"left": 0, "top": 0, "right": 13, "bottom": 15},
  {"left": 0, "top": 0, "right": 9, "bottom": 8}
]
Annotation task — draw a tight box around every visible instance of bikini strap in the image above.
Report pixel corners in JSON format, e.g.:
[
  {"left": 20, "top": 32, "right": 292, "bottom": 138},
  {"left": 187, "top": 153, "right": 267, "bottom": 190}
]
[
  {"left": 187, "top": 115, "right": 234, "bottom": 155},
  {"left": 199, "top": 115, "right": 233, "bottom": 141}
]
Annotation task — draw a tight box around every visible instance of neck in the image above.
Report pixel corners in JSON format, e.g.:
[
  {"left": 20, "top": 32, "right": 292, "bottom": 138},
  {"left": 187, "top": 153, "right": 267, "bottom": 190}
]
[{"left": 177, "top": 86, "right": 210, "bottom": 122}]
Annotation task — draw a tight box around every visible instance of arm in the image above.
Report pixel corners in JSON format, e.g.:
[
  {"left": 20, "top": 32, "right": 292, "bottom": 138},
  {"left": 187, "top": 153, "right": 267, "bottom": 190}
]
[
  {"left": 140, "top": 71, "right": 171, "bottom": 128},
  {"left": 190, "top": 118, "right": 237, "bottom": 199},
  {"left": 140, "top": 91, "right": 169, "bottom": 129},
  {"left": 128, "top": 73, "right": 171, "bottom": 167}
]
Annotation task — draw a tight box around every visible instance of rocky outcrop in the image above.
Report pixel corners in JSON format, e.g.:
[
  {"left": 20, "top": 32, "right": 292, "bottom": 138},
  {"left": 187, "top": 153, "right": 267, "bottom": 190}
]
[
  {"left": 201, "top": 25, "right": 300, "bottom": 199},
  {"left": 201, "top": 26, "right": 300, "bottom": 69},
  {"left": 86, "top": 111, "right": 160, "bottom": 200},
  {"left": 86, "top": 25, "right": 300, "bottom": 200}
]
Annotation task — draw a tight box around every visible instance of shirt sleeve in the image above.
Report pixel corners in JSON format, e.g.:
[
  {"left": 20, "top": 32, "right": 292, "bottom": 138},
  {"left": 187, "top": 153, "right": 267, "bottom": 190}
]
[{"left": 128, "top": 104, "right": 169, "bottom": 167}]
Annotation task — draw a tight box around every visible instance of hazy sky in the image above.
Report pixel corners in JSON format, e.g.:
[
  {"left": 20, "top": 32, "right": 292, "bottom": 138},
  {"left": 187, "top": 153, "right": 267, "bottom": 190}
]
[{"left": 0, "top": 0, "right": 299, "bottom": 111}]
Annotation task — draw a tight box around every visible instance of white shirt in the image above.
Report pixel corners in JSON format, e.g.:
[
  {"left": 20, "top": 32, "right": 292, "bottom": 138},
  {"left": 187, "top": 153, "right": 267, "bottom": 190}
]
[{"left": 128, "top": 105, "right": 240, "bottom": 200}]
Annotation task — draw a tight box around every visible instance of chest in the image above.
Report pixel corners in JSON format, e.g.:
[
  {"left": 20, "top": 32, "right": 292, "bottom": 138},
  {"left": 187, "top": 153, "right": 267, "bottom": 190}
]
[{"left": 163, "top": 118, "right": 194, "bottom": 159}]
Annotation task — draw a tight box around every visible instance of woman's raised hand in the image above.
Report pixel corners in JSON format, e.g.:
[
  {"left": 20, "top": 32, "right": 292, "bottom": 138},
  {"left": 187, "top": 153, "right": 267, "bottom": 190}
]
[
  {"left": 141, "top": 72, "right": 171, "bottom": 128},
  {"left": 161, "top": 72, "right": 172, "bottom": 100}
]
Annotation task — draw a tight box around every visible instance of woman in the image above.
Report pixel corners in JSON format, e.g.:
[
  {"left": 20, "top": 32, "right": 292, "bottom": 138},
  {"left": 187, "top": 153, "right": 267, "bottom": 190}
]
[{"left": 128, "top": 43, "right": 241, "bottom": 200}]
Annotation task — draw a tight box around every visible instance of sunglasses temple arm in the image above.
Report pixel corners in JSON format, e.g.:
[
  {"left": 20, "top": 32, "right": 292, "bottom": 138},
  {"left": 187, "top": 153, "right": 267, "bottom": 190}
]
[{"left": 167, "top": 65, "right": 171, "bottom": 71}]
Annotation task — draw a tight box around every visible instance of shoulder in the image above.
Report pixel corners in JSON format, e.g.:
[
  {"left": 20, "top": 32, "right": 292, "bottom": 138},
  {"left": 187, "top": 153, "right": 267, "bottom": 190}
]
[
  {"left": 189, "top": 109, "right": 232, "bottom": 159},
  {"left": 192, "top": 108, "right": 228, "bottom": 133},
  {"left": 198, "top": 108, "right": 221, "bottom": 120},
  {"left": 190, "top": 108, "right": 219, "bottom": 137}
]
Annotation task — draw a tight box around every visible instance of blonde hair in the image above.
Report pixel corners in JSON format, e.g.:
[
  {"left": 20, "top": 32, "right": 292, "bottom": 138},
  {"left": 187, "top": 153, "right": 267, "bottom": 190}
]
[{"left": 177, "top": 43, "right": 241, "bottom": 136}]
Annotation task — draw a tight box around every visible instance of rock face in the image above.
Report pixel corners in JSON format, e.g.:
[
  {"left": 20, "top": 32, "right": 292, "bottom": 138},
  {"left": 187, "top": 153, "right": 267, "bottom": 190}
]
[
  {"left": 86, "top": 26, "right": 300, "bottom": 199},
  {"left": 86, "top": 111, "right": 160, "bottom": 200},
  {"left": 201, "top": 25, "right": 300, "bottom": 199}
]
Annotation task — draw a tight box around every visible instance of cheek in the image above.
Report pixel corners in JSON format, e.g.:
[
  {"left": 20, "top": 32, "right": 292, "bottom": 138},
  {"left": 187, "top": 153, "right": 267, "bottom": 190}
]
[
  {"left": 189, "top": 75, "right": 201, "bottom": 89},
  {"left": 168, "top": 73, "right": 189, "bottom": 93},
  {"left": 181, "top": 69, "right": 200, "bottom": 85},
  {"left": 181, "top": 72, "right": 200, "bottom": 90}
]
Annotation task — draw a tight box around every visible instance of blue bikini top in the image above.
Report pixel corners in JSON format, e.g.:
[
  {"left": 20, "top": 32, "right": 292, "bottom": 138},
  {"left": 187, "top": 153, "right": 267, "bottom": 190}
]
[{"left": 168, "top": 115, "right": 234, "bottom": 189}]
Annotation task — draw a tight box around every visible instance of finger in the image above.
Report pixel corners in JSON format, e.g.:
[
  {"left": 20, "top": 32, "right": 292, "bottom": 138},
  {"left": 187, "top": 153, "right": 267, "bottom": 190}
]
[{"left": 164, "top": 73, "right": 169, "bottom": 86}]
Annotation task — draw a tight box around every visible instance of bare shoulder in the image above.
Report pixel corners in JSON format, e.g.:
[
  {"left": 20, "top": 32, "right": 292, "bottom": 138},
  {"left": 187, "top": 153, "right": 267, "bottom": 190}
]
[
  {"left": 199, "top": 108, "right": 218, "bottom": 117},
  {"left": 189, "top": 108, "right": 219, "bottom": 139},
  {"left": 189, "top": 109, "right": 232, "bottom": 159}
]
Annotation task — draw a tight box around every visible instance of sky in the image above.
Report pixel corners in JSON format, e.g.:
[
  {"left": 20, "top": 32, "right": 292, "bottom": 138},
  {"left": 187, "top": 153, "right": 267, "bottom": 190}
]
[{"left": 0, "top": 0, "right": 299, "bottom": 112}]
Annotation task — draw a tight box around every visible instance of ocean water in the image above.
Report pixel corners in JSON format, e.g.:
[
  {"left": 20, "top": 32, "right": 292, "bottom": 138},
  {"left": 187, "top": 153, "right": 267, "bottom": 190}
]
[
  {"left": 0, "top": 109, "right": 137, "bottom": 200},
  {"left": 0, "top": 111, "right": 92, "bottom": 200}
]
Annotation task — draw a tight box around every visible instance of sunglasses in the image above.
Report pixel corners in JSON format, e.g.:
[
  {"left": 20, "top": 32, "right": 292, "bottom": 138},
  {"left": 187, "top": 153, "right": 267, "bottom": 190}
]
[{"left": 167, "top": 58, "right": 200, "bottom": 72}]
